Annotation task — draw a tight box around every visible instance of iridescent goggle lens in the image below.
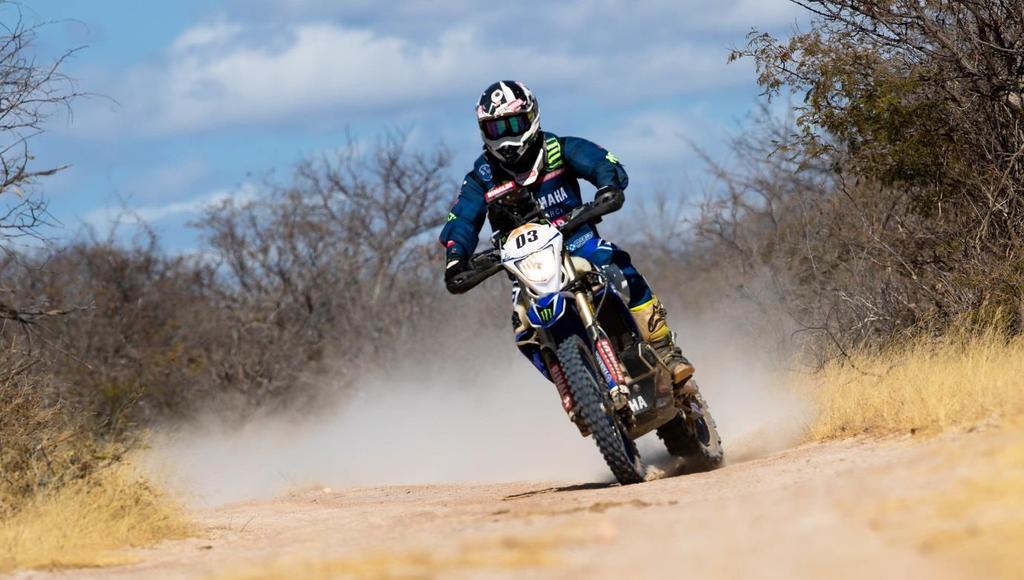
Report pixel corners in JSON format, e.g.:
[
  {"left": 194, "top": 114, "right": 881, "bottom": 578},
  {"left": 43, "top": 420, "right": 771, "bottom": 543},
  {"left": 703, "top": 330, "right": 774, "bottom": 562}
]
[{"left": 482, "top": 111, "right": 535, "bottom": 139}]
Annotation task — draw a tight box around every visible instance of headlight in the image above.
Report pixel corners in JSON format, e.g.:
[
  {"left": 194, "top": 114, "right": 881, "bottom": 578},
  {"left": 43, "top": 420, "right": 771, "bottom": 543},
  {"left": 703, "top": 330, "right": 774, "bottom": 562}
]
[{"left": 515, "top": 245, "right": 558, "bottom": 283}]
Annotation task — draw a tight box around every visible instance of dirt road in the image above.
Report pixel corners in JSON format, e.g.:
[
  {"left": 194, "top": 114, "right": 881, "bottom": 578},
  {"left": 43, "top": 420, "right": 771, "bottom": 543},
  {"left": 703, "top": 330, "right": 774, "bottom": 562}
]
[{"left": 21, "top": 426, "right": 1021, "bottom": 580}]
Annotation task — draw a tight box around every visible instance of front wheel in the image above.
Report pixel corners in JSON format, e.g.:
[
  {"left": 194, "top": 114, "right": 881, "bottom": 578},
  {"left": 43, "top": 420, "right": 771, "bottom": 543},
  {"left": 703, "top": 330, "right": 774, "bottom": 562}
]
[{"left": 557, "top": 335, "right": 646, "bottom": 485}]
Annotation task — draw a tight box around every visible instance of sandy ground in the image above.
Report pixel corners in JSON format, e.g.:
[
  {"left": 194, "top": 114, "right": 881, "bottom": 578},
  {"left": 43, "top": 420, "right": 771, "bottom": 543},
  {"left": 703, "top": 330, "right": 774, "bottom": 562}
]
[{"left": 17, "top": 426, "right": 1022, "bottom": 580}]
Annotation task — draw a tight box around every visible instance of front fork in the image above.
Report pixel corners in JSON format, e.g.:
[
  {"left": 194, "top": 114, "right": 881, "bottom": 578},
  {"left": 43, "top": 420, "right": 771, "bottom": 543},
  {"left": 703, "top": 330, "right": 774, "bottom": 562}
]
[{"left": 566, "top": 256, "right": 631, "bottom": 410}]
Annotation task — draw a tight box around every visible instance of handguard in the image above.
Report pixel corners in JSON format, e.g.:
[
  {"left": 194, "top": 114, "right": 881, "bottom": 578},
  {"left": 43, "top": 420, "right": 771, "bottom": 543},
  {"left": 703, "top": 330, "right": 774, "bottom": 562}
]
[
  {"left": 558, "top": 188, "right": 625, "bottom": 235},
  {"left": 446, "top": 249, "right": 503, "bottom": 294}
]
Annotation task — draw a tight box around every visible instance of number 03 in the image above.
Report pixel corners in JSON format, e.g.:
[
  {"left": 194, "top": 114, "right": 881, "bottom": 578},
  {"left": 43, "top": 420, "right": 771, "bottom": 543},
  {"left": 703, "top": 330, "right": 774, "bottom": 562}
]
[{"left": 515, "top": 229, "right": 539, "bottom": 249}]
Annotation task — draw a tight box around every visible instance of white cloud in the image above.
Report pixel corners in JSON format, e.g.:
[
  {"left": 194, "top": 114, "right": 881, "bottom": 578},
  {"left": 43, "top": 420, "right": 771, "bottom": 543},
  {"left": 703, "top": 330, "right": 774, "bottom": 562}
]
[
  {"left": 171, "top": 20, "right": 243, "bottom": 52},
  {"left": 84, "top": 183, "right": 256, "bottom": 231},
  {"left": 84, "top": 5, "right": 778, "bottom": 137},
  {"left": 154, "top": 24, "right": 474, "bottom": 132},
  {"left": 237, "top": 0, "right": 800, "bottom": 35},
  {"left": 546, "top": 0, "right": 801, "bottom": 33}
]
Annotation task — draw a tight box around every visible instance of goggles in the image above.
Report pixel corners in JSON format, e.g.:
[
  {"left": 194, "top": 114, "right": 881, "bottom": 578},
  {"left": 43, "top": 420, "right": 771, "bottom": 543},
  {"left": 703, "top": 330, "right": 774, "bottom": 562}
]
[{"left": 481, "top": 110, "right": 536, "bottom": 140}]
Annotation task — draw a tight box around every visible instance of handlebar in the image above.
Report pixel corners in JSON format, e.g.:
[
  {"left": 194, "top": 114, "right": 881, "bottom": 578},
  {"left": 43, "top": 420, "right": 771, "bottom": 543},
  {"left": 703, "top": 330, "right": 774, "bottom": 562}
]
[{"left": 446, "top": 189, "right": 624, "bottom": 295}]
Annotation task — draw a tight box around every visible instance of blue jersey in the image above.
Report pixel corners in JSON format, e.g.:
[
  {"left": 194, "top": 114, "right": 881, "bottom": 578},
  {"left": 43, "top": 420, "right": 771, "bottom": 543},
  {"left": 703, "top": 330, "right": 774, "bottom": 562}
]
[{"left": 439, "top": 132, "right": 628, "bottom": 258}]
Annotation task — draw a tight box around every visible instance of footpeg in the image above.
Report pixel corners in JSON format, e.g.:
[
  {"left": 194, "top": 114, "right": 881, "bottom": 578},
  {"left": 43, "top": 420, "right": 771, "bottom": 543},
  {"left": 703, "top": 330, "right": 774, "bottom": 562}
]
[{"left": 610, "top": 384, "right": 631, "bottom": 409}]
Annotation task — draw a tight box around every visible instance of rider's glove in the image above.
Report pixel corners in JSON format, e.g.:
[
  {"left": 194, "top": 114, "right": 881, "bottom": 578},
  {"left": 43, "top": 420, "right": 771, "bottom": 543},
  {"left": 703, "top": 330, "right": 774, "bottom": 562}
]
[{"left": 444, "top": 255, "right": 467, "bottom": 293}]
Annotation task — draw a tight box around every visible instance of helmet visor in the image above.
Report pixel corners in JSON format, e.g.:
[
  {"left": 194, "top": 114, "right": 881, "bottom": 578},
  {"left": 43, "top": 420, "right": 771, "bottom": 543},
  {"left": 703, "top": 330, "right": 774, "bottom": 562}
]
[{"left": 481, "top": 111, "right": 536, "bottom": 140}]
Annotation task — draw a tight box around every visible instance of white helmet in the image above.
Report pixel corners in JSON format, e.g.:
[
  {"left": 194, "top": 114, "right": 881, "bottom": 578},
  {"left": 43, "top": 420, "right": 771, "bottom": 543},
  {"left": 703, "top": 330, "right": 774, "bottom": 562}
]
[{"left": 476, "top": 80, "right": 544, "bottom": 185}]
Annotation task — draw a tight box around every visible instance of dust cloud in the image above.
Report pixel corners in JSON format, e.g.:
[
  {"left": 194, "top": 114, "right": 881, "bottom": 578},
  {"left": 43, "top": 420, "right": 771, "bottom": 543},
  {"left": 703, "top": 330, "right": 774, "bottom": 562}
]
[
  {"left": 148, "top": 351, "right": 607, "bottom": 507},
  {"left": 681, "top": 318, "right": 812, "bottom": 464},
  {"left": 148, "top": 311, "right": 810, "bottom": 507}
]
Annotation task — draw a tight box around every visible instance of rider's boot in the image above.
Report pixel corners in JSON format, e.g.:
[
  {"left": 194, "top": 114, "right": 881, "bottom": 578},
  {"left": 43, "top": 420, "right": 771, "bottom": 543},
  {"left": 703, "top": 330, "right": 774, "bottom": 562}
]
[{"left": 630, "top": 296, "right": 695, "bottom": 386}]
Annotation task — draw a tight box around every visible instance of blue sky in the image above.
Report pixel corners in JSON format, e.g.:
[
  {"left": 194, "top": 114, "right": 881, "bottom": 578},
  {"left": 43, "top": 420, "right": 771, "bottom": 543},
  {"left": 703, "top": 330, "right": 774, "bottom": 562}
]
[{"left": 23, "top": 0, "right": 804, "bottom": 250}]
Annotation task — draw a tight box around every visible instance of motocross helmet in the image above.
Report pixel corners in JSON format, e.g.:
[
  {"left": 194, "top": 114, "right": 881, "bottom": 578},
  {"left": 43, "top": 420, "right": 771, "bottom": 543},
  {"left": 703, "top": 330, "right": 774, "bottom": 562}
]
[{"left": 476, "top": 80, "right": 544, "bottom": 185}]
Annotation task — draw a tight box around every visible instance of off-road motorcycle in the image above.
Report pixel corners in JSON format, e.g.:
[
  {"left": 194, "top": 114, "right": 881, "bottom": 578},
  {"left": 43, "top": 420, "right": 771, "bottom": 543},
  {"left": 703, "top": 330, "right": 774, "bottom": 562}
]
[{"left": 448, "top": 188, "right": 723, "bottom": 484}]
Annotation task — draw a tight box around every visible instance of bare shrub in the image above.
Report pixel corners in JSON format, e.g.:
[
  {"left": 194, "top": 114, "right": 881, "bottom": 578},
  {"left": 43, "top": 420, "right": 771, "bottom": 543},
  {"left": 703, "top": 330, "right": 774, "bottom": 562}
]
[
  {"left": 0, "top": 3, "right": 81, "bottom": 257},
  {"left": 14, "top": 235, "right": 227, "bottom": 425},
  {"left": 196, "top": 134, "right": 454, "bottom": 408},
  {"left": 0, "top": 133, "right": 460, "bottom": 431},
  {"left": 682, "top": 1, "right": 1024, "bottom": 354}
]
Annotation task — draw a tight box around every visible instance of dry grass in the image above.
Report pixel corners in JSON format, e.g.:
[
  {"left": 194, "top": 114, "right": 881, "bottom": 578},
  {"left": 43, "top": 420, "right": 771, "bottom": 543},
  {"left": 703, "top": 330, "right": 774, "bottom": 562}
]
[
  {"left": 0, "top": 462, "right": 191, "bottom": 572},
  {"left": 808, "top": 329, "right": 1024, "bottom": 439},
  {"left": 806, "top": 330, "right": 1024, "bottom": 578},
  {"left": 1, "top": 359, "right": 192, "bottom": 573}
]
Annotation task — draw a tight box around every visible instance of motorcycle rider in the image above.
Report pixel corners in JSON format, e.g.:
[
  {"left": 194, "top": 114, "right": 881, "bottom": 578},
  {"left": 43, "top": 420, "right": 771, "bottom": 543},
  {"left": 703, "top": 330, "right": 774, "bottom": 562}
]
[{"left": 440, "top": 80, "right": 695, "bottom": 387}]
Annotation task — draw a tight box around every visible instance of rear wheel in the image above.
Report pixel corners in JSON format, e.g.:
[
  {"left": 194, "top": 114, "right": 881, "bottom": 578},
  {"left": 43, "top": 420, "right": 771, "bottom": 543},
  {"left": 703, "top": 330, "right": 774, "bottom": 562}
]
[
  {"left": 557, "top": 335, "right": 646, "bottom": 485},
  {"left": 656, "top": 381, "right": 723, "bottom": 472}
]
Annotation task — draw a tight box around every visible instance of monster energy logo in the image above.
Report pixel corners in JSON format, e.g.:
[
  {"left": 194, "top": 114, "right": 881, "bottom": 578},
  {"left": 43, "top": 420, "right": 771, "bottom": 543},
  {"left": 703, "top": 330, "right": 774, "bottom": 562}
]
[
  {"left": 447, "top": 212, "right": 457, "bottom": 222},
  {"left": 545, "top": 137, "right": 563, "bottom": 170},
  {"left": 606, "top": 151, "right": 620, "bottom": 164},
  {"left": 537, "top": 306, "right": 554, "bottom": 321}
]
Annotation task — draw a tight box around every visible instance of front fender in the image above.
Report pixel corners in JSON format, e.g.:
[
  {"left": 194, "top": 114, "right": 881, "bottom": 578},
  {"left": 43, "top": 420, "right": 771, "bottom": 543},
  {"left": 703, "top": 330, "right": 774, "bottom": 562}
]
[{"left": 526, "top": 291, "right": 574, "bottom": 329}]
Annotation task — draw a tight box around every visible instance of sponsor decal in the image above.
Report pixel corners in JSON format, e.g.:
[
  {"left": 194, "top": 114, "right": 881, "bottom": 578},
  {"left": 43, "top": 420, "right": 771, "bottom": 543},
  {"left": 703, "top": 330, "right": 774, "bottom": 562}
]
[
  {"left": 477, "top": 163, "right": 492, "bottom": 182},
  {"left": 606, "top": 151, "right": 620, "bottom": 164},
  {"left": 595, "top": 355, "right": 617, "bottom": 389},
  {"left": 541, "top": 168, "right": 565, "bottom": 183},
  {"left": 549, "top": 362, "right": 574, "bottom": 412},
  {"left": 628, "top": 396, "right": 649, "bottom": 413},
  {"left": 530, "top": 294, "right": 564, "bottom": 326},
  {"left": 485, "top": 181, "right": 516, "bottom": 203},
  {"left": 537, "top": 187, "right": 569, "bottom": 210},
  {"left": 596, "top": 338, "right": 626, "bottom": 385},
  {"left": 446, "top": 212, "right": 457, "bottom": 222},
  {"left": 565, "top": 230, "right": 594, "bottom": 252},
  {"left": 537, "top": 305, "right": 554, "bottom": 322}
]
